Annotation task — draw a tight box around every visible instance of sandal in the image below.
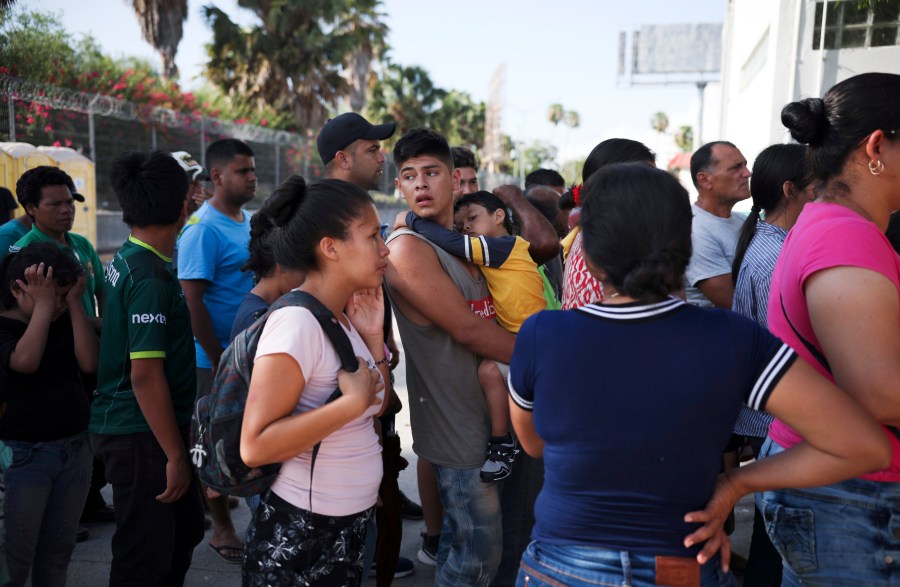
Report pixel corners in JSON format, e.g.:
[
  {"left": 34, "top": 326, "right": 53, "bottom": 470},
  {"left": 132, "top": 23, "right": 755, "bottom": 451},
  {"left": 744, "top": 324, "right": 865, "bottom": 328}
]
[{"left": 208, "top": 542, "right": 243, "bottom": 564}]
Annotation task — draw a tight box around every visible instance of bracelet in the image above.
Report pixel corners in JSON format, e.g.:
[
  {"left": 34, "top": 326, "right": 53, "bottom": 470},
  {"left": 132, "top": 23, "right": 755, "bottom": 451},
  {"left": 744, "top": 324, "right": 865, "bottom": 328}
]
[{"left": 373, "top": 357, "right": 388, "bottom": 366}]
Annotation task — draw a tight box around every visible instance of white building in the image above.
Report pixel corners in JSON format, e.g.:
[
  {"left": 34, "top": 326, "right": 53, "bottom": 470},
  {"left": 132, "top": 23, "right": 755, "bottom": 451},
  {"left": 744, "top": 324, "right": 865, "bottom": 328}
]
[{"left": 718, "top": 0, "right": 900, "bottom": 164}]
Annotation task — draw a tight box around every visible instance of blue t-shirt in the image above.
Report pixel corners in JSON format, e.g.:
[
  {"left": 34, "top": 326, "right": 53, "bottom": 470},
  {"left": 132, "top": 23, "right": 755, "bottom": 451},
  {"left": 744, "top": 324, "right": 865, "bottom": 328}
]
[
  {"left": 177, "top": 202, "right": 253, "bottom": 368},
  {"left": 508, "top": 297, "right": 796, "bottom": 557},
  {"left": 229, "top": 292, "right": 269, "bottom": 342},
  {"left": 0, "top": 219, "right": 29, "bottom": 259}
]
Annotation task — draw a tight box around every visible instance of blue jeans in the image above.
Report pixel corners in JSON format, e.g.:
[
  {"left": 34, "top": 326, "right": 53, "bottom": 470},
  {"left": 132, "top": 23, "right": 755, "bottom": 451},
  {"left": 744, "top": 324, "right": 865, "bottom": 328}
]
[
  {"left": 757, "top": 437, "right": 900, "bottom": 586},
  {"left": 433, "top": 463, "right": 503, "bottom": 586},
  {"left": 4, "top": 431, "right": 92, "bottom": 587},
  {"left": 516, "top": 541, "right": 735, "bottom": 587}
]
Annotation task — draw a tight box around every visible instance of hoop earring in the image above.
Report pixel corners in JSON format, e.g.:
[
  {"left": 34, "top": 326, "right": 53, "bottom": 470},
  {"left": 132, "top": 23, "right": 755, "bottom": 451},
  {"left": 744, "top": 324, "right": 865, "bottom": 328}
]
[{"left": 869, "top": 159, "right": 885, "bottom": 176}]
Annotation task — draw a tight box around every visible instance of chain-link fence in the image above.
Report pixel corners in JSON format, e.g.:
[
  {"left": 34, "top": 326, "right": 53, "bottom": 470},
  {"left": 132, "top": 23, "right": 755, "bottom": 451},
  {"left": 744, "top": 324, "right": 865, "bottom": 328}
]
[
  {"left": 0, "top": 75, "right": 323, "bottom": 212},
  {"left": 1, "top": 75, "right": 520, "bottom": 249}
]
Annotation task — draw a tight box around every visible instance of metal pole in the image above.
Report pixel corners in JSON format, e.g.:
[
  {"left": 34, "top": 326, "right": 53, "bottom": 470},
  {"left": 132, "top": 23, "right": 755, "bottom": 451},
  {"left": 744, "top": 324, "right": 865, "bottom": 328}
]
[
  {"left": 200, "top": 118, "right": 206, "bottom": 166},
  {"left": 88, "top": 95, "right": 99, "bottom": 162},
  {"left": 151, "top": 125, "right": 157, "bottom": 150},
  {"left": 7, "top": 91, "right": 15, "bottom": 142},
  {"left": 274, "top": 143, "right": 281, "bottom": 186},
  {"left": 696, "top": 81, "right": 707, "bottom": 147},
  {"left": 816, "top": 0, "right": 829, "bottom": 96}
]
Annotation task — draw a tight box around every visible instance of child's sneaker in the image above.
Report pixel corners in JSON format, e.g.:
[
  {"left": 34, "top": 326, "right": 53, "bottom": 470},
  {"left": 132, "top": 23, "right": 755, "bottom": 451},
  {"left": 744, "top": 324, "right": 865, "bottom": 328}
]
[{"left": 480, "top": 435, "right": 519, "bottom": 483}]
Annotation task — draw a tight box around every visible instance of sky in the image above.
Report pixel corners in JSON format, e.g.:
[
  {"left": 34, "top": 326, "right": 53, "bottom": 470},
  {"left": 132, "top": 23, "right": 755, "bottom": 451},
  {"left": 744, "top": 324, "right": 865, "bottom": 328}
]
[{"left": 28, "top": 0, "right": 727, "bottom": 173}]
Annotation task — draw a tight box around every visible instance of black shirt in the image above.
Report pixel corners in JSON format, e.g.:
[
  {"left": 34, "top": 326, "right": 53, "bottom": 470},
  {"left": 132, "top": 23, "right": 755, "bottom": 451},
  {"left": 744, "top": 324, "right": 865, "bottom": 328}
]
[{"left": 0, "top": 313, "right": 89, "bottom": 442}]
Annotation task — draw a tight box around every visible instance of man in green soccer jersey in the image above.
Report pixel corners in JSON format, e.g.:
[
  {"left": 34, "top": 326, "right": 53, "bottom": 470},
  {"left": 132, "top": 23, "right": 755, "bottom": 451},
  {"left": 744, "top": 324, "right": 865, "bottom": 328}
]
[
  {"left": 90, "top": 151, "right": 204, "bottom": 587},
  {"left": 10, "top": 166, "right": 104, "bottom": 326}
]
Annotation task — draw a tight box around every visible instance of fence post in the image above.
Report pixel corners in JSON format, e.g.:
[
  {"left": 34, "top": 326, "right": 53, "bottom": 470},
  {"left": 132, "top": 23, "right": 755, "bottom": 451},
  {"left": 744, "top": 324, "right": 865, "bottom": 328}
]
[
  {"left": 275, "top": 143, "right": 281, "bottom": 186},
  {"left": 200, "top": 117, "right": 206, "bottom": 167},
  {"left": 7, "top": 90, "right": 15, "bottom": 142},
  {"left": 88, "top": 95, "right": 98, "bottom": 162}
]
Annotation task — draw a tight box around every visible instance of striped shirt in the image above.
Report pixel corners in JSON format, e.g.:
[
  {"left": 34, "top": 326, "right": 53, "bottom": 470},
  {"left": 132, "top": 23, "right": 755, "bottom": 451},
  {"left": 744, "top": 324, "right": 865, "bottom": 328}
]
[{"left": 732, "top": 220, "right": 787, "bottom": 438}]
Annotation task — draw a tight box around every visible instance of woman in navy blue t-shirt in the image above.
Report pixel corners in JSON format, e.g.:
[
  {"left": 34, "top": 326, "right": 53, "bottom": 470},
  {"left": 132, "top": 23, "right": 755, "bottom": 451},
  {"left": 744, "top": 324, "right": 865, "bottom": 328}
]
[{"left": 508, "top": 164, "right": 890, "bottom": 587}]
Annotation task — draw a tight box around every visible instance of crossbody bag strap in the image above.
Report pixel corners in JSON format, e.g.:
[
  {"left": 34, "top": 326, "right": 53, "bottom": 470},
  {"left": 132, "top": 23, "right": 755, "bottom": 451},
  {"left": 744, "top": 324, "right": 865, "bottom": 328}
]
[
  {"left": 780, "top": 293, "right": 831, "bottom": 373},
  {"left": 780, "top": 293, "right": 900, "bottom": 443}
]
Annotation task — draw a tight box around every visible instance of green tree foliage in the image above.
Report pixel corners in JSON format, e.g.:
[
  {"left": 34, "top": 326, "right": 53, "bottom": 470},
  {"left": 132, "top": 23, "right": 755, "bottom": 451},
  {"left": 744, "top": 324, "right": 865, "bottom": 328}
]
[
  {"left": 521, "top": 140, "right": 558, "bottom": 174},
  {"left": 203, "top": 0, "right": 388, "bottom": 131},
  {"left": 366, "top": 63, "right": 486, "bottom": 150},
  {"left": 0, "top": 7, "right": 293, "bottom": 146},
  {"left": 651, "top": 111, "right": 669, "bottom": 134},
  {"left": 675, "top": 125, "right": 694, "bottom": 152}
]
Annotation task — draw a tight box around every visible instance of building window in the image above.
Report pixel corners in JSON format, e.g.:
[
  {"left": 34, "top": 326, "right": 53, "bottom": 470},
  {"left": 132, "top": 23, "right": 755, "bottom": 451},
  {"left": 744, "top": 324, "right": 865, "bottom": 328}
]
[{"left": 813, "top": 0, "right": 900, "bottom": 49}]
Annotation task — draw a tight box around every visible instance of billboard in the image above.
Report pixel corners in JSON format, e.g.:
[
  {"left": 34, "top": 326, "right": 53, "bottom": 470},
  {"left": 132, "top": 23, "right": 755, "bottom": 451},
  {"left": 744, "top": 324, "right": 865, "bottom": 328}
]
[{"left": 622, "top": 23, "right": 723, "bottom": 76}]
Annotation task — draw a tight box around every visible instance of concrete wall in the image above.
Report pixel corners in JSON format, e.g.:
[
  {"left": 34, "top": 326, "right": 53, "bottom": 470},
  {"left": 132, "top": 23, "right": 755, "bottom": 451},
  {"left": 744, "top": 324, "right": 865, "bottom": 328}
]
[{"left": 719, "top": 0, "right": 900, "bottom": 185}]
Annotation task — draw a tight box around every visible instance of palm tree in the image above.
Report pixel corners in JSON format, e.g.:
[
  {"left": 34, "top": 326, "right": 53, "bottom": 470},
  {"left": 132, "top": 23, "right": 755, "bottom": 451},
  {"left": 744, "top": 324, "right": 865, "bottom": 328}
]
[
  {"left": 365, "top": 63, "right": 446, "bottom": 146},
  {"left": 651, "top": 111, "right": 669, "bottom": 134},
  {"left": 342, "top": 0, "right": 389, "bottom": 112},
  {"left": 131, "top": 0, "right": 187, "bottom": 81},
  {"left": 203, "top": 1, "right": 388, "bottom": 131}
]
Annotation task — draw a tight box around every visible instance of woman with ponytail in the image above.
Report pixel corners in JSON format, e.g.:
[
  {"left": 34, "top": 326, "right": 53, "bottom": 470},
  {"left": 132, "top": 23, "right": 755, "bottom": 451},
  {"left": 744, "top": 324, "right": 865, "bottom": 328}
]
[
  {"left": 508, "top": 163, "right": 889, "bottom": 587},
  {"left": 731, "top": 144, "right": 814, "bottom": 325},
  {"left": 239, "top": 177, "right": 389, "bottom": 586},
  {"left": 756, "top": 72, "right": 900, "bottom": 585},
  {"left": 729, "top": 143, "right": 813, "bottom": 585}
]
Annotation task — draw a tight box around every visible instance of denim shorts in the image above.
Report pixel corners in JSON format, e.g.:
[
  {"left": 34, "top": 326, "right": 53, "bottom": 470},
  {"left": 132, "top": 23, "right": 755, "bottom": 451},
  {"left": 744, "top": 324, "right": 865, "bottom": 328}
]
[
  {"left": 516, "top": 541, "right": 735, "bottom": 587},
  {"left": 757, "top": 437, "right": 900, "bottom": 586}
]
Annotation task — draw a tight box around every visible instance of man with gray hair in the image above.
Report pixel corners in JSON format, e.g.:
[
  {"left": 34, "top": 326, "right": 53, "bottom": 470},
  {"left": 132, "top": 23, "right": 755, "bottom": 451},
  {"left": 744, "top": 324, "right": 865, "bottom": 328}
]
[{"left": 685, "top": 140, "right": 751, "bottom": 308}]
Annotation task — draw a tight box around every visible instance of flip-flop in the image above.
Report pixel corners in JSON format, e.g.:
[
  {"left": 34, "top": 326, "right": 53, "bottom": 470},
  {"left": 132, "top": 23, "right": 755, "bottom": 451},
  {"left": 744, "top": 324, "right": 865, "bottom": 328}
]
[{"left": 209, "top": 542, "right": 243, "bottom": 564}]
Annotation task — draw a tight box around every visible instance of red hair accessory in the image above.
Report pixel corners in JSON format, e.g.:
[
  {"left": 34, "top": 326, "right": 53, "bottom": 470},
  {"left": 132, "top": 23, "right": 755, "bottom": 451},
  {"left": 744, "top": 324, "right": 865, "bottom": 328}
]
[{"left": 572, "top": 184, "right": 583, "bottom": 207}]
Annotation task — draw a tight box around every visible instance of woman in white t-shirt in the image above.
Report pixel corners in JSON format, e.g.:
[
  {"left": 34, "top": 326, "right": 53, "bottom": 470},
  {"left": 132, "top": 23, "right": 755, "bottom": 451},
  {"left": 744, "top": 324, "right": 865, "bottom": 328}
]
[{"left": 240, "top": 176, "right": 389, "bottom": 586}]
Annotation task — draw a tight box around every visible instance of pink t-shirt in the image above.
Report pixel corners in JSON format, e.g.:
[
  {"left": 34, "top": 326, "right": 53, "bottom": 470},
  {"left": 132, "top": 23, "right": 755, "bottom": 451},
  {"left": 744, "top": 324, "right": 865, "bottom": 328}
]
[
  {"left": 561, "top": 230, "right": 604, "bottom": 310},
  {"left": 255, "top": 305, "right": 384, "bottom": 515},
  {"left": 767, "top": 202, "right": 900, "bottom": 482}
]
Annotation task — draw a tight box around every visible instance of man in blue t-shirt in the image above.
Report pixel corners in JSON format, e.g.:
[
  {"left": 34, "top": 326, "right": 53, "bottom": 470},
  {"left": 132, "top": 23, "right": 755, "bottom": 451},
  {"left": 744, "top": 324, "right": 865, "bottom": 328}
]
[{"left": 176, "top": 138, "right": 256, "bottom": 563}]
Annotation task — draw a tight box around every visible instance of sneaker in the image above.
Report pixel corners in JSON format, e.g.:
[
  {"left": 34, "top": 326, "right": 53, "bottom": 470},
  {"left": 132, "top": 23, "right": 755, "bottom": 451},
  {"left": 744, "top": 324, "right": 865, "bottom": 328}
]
[
  {"left": 417, "top": 531, "right": 438, "bottom": 567},
  {"left": 370, "top": 556, "right": 416, "bottom": 578},
  {"left": 400, "top": 490, "right": 423, "bottom": 520},
  {"left": 480, "top": 436, "right": 519, "bottom": 483}
]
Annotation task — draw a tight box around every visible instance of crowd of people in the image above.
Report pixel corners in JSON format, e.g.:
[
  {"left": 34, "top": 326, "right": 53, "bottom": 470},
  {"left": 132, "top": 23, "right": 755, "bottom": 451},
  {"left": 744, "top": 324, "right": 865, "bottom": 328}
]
[{"left": 0, "top": 70, "right": 898, "bottom": 587}]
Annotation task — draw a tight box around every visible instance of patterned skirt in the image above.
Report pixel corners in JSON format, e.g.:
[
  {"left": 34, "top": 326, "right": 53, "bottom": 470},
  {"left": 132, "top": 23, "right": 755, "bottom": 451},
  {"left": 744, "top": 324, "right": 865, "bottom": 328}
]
[{"left": 242, "top": 489, "right": 373, "bottom": 587}]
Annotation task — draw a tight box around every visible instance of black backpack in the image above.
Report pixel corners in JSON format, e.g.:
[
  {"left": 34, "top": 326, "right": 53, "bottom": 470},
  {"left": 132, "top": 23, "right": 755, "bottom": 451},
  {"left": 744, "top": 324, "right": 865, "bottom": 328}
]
[{"left": 190, "top": 290, "right": 358, "bottom": 497}]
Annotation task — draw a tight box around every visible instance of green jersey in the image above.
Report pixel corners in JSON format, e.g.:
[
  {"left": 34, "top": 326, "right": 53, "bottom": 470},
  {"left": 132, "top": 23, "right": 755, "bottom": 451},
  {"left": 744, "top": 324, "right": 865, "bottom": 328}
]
[
  {"left": 11, "top": 225, "right": 104, "bottom": 317},
  {"left": 90, "top": 236, "right": 196, "bottom": 435}
]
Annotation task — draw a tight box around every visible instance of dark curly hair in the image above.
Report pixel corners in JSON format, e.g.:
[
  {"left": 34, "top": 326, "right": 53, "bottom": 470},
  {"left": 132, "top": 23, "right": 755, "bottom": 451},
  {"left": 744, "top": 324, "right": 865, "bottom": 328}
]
[
  {"left": 15, "top": 166, "right": 77, "bottom": 213},
  {"left": 240, "top": 179, "right": 307, "bottom": 280},
  {"left": 0, "top": 242, "right": 84, "bottom": 309}
]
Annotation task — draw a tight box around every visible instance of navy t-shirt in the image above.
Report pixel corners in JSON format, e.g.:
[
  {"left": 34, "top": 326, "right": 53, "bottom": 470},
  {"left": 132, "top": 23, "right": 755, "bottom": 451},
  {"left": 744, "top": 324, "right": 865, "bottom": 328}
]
[
  {"left": 229, "top": 292, "right": 269, "bottom": 342},
  {"left": 508, "top": 297, "right": 796, "bottom": 557}
]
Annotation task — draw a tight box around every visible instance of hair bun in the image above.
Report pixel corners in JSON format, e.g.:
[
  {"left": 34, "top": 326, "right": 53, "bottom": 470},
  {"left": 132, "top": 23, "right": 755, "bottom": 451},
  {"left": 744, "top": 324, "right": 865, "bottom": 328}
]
[
  {"left": 267, "top": 175, "right": 307, "bottom": 227},
  {"left": 782, "top": 98, "right": 827, "bottom": 146}
]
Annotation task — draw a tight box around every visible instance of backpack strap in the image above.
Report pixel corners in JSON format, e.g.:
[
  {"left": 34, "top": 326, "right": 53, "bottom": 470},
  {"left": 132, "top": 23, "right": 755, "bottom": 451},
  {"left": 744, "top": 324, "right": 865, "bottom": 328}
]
[{"left": 265, "top": 289, "right": 365, "bottom": 510}]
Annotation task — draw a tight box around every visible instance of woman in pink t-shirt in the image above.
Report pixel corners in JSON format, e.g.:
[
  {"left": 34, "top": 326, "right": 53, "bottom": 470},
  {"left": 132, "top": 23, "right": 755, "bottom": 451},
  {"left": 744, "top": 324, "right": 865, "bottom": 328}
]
[
  {"left": 239, "top": 177, "right": 389, "bottom": 586},
  {"left": 758, "top": 73, "right": 900, "bottom": 585}
]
